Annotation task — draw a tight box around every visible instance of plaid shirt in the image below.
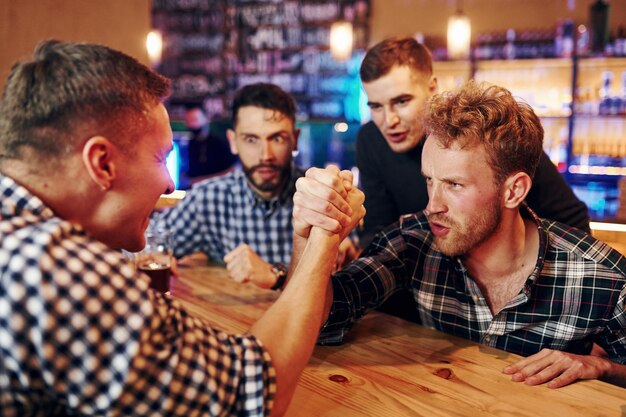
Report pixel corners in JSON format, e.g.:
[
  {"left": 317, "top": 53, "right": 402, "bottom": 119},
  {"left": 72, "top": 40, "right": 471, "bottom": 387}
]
[
  {"left": 0, "top": 174, "right": 275, "bottom": 416},
  {"left": 154, "top": 166, "right": 304, "bottom": 265},
  {"left": 321, "top": 206, "right": 626, "bottom": 363}
]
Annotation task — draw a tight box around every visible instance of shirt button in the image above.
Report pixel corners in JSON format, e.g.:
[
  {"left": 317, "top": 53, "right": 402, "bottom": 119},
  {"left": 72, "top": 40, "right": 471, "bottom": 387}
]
[
  {"left": 472, "top": 295, "right": 480, "bottom": 303},
  {"left": 484, "top": 336, "right": 491, "bottom": 343}
]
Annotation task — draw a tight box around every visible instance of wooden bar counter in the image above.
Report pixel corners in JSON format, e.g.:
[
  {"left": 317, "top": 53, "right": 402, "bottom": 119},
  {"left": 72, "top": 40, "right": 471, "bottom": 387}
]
[{"left": 171, "top": 253, "right": 626, "bottom": 417}]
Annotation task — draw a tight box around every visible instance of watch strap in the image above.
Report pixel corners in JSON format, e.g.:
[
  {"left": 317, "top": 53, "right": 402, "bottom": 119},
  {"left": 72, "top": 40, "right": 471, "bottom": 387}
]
[{"left": 270, "top": 263, "right": 288, "bottom": 291}]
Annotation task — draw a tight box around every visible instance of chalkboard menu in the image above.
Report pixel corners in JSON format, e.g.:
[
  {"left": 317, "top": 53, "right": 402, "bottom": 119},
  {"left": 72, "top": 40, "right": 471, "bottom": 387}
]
[{"left": 152, "top": 0, "right": 370, "bottom": 122}]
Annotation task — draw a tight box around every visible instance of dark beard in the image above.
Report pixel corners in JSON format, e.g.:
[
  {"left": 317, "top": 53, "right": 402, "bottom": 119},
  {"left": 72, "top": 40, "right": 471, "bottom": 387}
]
[
  {"left": 428, "top": 196, "right": 502, "bottom": 257},
  {"left": 243, "top": 163, "right": 291, "bottom": 193}
]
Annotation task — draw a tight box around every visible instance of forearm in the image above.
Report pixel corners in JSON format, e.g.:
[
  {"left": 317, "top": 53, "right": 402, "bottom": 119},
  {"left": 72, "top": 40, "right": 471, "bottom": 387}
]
[
  {"left": 601, "top": 359, "right": 626, "bottom": 388},
  {"left": 287, "top": 232, "right": 307, "bottom": 278},
  {"left": 250, "top": 228, "right": 339, "bottom": 416}
]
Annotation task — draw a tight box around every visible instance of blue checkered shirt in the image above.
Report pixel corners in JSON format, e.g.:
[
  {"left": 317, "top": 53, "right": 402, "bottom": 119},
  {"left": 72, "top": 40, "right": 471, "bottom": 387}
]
[
  {"left": 0, "top": 173, "right": 275, "bottom": 416},
  {"left": 321, "top": 206, "right": 626, "bottom": 363},
  {"left": 154, "top": 166, "right": 305, "bottom": 265}
]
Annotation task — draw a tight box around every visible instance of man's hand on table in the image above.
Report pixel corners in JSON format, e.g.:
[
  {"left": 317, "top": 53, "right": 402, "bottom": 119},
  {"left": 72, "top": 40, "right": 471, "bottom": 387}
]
[
  {"left": 503, "top": 348, "right": 613, "bottom": 388},
  {"left": 224, "top": 244, "right": 277, "bottom": 289}
]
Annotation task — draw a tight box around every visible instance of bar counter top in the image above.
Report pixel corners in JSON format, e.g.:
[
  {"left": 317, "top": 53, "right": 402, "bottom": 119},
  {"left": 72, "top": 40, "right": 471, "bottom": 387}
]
[{"left": 171, "top": 253, "right": 626, "bottom": 416}]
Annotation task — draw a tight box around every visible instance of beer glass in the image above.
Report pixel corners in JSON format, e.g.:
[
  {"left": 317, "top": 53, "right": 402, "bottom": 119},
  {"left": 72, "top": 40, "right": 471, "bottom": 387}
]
[{"left": 135, "top": 227, "right": 172, "bottom": 294}]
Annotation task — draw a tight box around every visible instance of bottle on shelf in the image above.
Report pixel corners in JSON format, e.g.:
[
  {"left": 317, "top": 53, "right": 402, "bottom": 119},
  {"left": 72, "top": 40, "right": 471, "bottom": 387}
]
[
  {"left": 620, "top": 70, "right": 626, "bottom": 115},
  {"left": 589, "top": 0, "right": 610, "bottom": 55},
  {"left": 598, "top": 70, "right": 613, "bottom": 115},
  {"left": 555, "top": 19, "right": 574, "bottom": 58},
  {"left": 546, "top": 122, "right": 569, "bottom": 173},
  {"left": 504, "top": 29, "right": 516, "bottom": 60},
  {"left": 576, "top": 24, "right": 591, "bottom": 56},
  {"left": 614, "top": 25, "right": 626, "bottom": 57}
]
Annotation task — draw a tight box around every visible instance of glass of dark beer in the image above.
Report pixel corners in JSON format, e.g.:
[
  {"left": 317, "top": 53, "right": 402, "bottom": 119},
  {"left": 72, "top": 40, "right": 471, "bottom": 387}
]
[{"left": 135, "top": 227, "right": 172, "bottom": 294}]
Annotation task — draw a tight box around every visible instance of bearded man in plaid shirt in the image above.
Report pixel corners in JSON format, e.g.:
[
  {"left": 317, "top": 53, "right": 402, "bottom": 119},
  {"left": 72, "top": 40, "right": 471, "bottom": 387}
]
[
  {"left": 291, "top": 81, "right": 626, "bottom": 389},
  {"left": 154, "top": 83, "right": 358, "bottom": 290}
]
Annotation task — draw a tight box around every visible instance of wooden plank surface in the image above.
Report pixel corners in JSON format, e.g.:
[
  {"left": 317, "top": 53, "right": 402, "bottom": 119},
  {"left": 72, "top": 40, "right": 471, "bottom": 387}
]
[{"left": 171, "top": 253, "right": 626, "bottom": 417}]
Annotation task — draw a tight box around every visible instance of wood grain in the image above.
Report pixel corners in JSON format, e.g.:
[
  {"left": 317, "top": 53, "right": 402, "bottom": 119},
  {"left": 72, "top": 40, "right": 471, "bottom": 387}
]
[{"left": 171, "top": 253, "right": 626, "bottom": 417}]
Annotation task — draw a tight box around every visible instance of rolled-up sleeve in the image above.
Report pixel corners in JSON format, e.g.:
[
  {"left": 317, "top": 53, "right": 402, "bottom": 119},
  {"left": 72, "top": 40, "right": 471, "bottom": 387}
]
[{"left": 318, "top": 225, "right": 413, "bottom": 345}]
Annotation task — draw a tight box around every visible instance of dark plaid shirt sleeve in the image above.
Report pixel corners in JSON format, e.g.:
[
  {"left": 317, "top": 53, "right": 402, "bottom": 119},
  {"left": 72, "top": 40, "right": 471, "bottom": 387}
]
[
  {"left": 601, "top": 284, "right": 626, "bottom": 364},
  {"left": 319, "top": 215, "right": 425, "bottom": 344},
  {"left": 0, "top": 174, "right": 275, "bottom": 416}
]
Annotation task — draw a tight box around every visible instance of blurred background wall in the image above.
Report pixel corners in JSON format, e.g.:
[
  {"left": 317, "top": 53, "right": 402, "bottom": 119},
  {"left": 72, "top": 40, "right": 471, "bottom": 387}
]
[
  {"left": 0, "top": 0, "right": 151, "bottom": 92},
  {"left": 370, "top": 0, "right": 625, "bottom": 45},
  {"left": 2, "top": 0, "right": 625, "bottom": 93}
]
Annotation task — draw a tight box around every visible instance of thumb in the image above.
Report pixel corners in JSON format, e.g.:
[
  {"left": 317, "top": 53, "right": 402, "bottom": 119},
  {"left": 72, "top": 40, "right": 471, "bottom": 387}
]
[
  {"left": 325, "top": 163, "right": 341, "bottom": 174},
  {"left": 223, "top": 243, "right": 244, "bottom": 263}
]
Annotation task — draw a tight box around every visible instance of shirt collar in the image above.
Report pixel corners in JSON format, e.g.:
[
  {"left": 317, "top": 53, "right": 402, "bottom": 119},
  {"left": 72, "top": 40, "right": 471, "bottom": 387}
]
[
  {"left": 0, "top": 173, "right": 54, "bottom": 219},
  {"left": 520, "top": 202, "right": 548, "bottom": 287}
]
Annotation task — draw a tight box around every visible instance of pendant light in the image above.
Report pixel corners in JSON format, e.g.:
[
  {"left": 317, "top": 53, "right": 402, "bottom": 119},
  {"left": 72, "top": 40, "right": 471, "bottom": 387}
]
[
  {"left": 330, "top": 20, "right": 353, "bottom": 61},
  {"left": 447, "top": 0, "right": 471, "bottom": 60}
]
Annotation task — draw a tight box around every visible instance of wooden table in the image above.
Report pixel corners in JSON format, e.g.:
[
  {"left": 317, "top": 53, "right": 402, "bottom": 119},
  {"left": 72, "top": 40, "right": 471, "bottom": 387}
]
[{"left": 171, "top": 254, "right": 626, "bottom": 417}]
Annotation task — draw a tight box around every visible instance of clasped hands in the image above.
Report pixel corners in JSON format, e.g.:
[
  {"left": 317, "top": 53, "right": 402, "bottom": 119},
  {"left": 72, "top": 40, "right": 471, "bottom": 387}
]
[{"left": 292, "top": 165, "right": 366, "bottom": 247}]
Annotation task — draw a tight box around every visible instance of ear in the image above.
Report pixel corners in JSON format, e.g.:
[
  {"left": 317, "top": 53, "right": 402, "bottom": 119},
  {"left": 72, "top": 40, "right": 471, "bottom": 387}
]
[
  {"left": 428, "top": 75, "right": 438, "bottom": 94},
  {"left": 502, "top": 172, "right": 532, "bottom": 209},
  {"left": 226, "top": 128, "right": 239, "bottom": 155},
  {"left": 82, "top": 136, "right": 116, "bottom": 190},
  {"left": 292, "top": 127, "right": 300, "bottom": 152}
]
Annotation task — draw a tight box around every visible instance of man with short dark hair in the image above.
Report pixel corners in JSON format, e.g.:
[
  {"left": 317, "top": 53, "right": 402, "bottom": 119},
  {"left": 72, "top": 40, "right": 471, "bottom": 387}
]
[
  {"left": 0, "top": 40, "right": 362, "bottom": 415},
  {"left": 154, "top": 83, "right": 305, "bottom": 289},
  {"left": 292, "top": 81, "right": 626, "bottom": 389}
]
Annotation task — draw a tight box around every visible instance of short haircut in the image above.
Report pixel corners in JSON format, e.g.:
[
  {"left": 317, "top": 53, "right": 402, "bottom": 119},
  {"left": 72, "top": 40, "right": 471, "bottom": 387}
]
[
  {"left": 360, "top": 36, "right": 433, "bottom": 83},
  {"left": 425, "top": 81, "right": 544, "bottom": 184},
  {"left": 0, "top": 40, "right": 170, "bottom": 162},
  {"left": 231, "top": 83, "right": 296, "bottom": 127}
]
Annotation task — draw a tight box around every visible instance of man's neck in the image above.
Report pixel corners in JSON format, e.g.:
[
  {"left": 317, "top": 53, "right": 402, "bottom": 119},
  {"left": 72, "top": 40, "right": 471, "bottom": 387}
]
[
  {"left": 246, "top": 167, "right": 292, "bottom": 202},
  {"left": 0, "top": 161, "right": 55, "bottom": 203},
  {"left": 462, "top": 212, "right": 539, "bottom": 314},
  {"left": 2, "top": 158, "right": 96, "bottom": 224}
]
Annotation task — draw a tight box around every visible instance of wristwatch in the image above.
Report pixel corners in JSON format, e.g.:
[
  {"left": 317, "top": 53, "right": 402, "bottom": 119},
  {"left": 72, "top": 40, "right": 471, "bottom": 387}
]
[{"left": 270, "top": 263, "right": 288, "bottom": 291}]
